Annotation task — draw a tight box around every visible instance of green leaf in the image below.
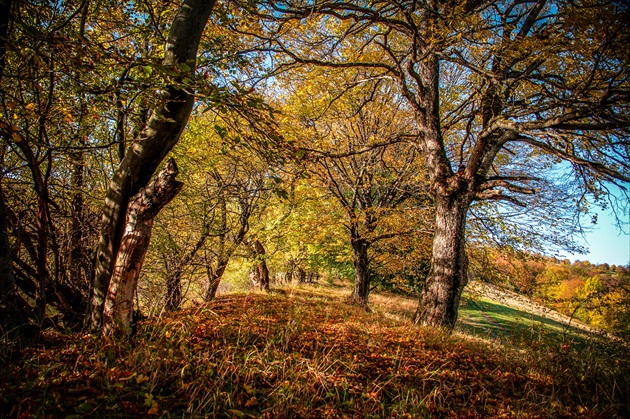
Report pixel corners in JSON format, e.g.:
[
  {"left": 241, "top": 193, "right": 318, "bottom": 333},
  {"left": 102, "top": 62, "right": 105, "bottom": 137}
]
[
  {"left": 275, "top": 189, "right": 289, "bottom": 200},
  {"left": 214, "top": 124, "right": 228, "bottom": 138},
  {"left": 144, "top": 393, "right": 154, "bottom": 407},
  {"left": 178, "top": 62, "right": 192, "bottom": 72}
]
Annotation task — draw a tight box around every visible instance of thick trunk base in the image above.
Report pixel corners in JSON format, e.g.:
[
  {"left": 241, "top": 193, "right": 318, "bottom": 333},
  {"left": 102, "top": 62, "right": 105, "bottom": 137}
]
[
  {"left": 414, "top": 195, "right": 470, "bottom": 331},
  {"left": 102, "top": 159, "right": 183, "bottom": 336},
  {"left": 348, "top": 240, "right": 370, "bottom": 310}
]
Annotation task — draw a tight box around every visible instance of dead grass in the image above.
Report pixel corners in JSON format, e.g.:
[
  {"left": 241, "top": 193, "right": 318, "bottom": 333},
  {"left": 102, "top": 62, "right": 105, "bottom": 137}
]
[{"left": 2, "top": 282, "right": 628, "bottom": 418}]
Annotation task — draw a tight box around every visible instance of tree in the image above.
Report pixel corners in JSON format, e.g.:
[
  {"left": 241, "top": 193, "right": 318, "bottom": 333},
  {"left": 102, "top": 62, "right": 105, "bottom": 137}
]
[
  {"left": 89, "top": 0, "right": 216, "bottom": 334},
  {"left": 0, "top": 0, "right": 22, "bottom": 334},
  {"left": 0, "top": 183, "right": 22, "bottom": 334},
  {"left": 1, "top": 0, "right": 104, "bottom": 331},
  {"left": 101, "top": 158, "right": 183, "bottom": 335},
  {"left": 140, "top": 112, "right": 278, "bottom": 310},
  {"left": 281, "top": 73, "right": 431, "bottom": 307},
  {"left": 241, "top": 0, "right": 630, "bottom": 330},
  {"left": 248, "top": 239, "right": 270, "bottom": 291},
  {"left": 0, "top": 0, "right": 279, "bottom": 335},
  {"left": 262, "top": 179, "right": 355, "bottom": 286}
]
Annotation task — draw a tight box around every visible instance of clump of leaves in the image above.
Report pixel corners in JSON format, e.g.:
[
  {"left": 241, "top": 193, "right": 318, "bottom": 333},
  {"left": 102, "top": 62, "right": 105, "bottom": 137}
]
[{"left": 1, "top": 284, "right": 628, "bottom": 417}]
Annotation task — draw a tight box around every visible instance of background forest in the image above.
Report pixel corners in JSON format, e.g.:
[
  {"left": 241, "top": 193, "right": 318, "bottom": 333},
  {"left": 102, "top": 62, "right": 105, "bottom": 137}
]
[{"left": 1, "top": 0, "right": 630, "bottom": 417}]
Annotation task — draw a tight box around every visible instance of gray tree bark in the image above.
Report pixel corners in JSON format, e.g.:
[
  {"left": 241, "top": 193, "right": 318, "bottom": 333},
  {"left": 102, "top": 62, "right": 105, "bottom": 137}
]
[{"left": 414, "top": 193, "right": 471, "bottom": 329}]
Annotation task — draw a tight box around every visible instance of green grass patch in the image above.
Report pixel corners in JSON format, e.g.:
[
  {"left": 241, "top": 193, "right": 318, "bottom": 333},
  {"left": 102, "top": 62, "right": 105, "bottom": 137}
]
[{"left": 457, "top": 296, "right": 592, "bottom": 346}]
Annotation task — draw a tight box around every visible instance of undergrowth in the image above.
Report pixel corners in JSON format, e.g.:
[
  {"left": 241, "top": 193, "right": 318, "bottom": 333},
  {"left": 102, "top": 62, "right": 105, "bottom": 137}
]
[{"left": 2, "top": 284, "right": 629, "bottom": 417}]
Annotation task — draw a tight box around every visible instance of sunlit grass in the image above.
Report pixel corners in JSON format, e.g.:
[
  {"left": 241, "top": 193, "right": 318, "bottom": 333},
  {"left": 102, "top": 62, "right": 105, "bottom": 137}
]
[{"left": 2, "top": 281, "right": 628, "bottom": 418}]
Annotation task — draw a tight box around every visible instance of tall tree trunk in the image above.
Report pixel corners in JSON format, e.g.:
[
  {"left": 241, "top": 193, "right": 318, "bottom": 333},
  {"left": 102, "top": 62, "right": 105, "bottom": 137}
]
[
  {"left": 348, "top": 237, "right": 370, "bottom": 308},
  {"left": 34, "top": 196, "right": 48, "bottom": 321},
  {"left": 102, "top": 159, "right": 183, "bottom": 337},
  {"left": 0, "top": 1, "right": 15, "bottom": 330},
  {"left": 409, "top": 49, "right": 472, "bottom": 331},
  {"left": 68, "top": 146, "right": 86, "bottom": 286},
  {"left": 89, "top": 0, "right": 215, "bottom": 331},
  {"left": 166, "top": 267, "right": 183, "bottom": 311},
  {"left": 414, "top": 193, "right": 470, "bottom": 330},
  {"left": 13, "top": 139, "right": 50, "bottom": 322}
]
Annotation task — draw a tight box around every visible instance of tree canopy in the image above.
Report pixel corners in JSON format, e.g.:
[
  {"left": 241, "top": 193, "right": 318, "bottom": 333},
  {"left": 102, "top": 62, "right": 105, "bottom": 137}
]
[
  {"left": 1, "top": 0, "right": 628, "bottom": 338},
  {"left": 234, "top": 0, "right": 630, "bottom": 328}
]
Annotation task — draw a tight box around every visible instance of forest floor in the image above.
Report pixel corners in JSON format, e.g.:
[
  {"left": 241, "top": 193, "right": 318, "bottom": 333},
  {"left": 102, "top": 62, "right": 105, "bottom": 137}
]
[{"left": 2, "top": 281, "right": 629, "bottom": 418}]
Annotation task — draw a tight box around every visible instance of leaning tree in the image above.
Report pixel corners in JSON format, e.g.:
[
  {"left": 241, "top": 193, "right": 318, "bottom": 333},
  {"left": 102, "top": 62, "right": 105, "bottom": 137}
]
[
  {"left": 89, "top": 0, "right": 216, "bottom": 335},
  {"left": 241, "top": 0, "right": 630, "bottom": 330}
]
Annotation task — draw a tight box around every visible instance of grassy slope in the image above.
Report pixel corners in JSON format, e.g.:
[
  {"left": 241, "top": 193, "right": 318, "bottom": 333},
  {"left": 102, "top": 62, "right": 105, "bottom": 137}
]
[
  {"left": 458, "top": 298, "right": 592, "bottom": 346},
  {"left": 2, "top": 283, "right": 629, "bottom": 418}
]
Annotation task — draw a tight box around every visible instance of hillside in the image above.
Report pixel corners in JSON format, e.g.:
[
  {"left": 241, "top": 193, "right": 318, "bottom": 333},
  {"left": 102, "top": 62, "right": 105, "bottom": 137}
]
[
  {"left": 2, "top": 282, "right": 629, "bottom": 418},
  {"left": 458, "top": 281, "right": 599, "bottom": 342}
]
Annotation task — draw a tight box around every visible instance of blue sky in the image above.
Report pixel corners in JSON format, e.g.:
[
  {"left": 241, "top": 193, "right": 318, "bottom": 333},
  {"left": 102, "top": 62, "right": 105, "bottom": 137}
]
[{"left": 567, "top": 207, "right": 630, "bottom": 267}]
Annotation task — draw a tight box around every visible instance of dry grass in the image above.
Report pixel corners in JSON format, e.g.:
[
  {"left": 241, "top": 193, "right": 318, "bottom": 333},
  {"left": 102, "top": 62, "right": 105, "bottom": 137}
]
[{"left": 2, "top": 282, "right": 628, "bottom": 418}]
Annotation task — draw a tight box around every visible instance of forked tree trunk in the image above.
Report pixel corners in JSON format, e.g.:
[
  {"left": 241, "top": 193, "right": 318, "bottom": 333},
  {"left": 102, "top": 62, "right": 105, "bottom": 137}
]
[
  {"left": 89, "top": 0, "right": 215, "bottom": 332},
  {"left": 102, "top": 159, "right": 183, "bottom": 336},
  {"left": 204, "top": 257, "right": 228, "bottom": 301},
  {"left": 414, "top": 194, "right": 470, "bottom": 330},
  {"left": 348, "top": 238, "right": 370, "bottom": 308}
]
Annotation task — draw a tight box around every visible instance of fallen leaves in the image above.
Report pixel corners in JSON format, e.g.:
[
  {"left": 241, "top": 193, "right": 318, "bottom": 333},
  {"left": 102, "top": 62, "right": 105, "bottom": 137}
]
[
  {"left": 144, "top": 393, "right": 159, "bottom": 415},
  {"left": 1, "top": 286, "right": 626, "bottom": 418}
]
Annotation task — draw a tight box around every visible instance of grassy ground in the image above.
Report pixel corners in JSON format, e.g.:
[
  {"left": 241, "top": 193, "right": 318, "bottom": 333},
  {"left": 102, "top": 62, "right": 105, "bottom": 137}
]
[
  {"left": 457, "top": 296, "right": 592, "bottom": 346},
  {"left": 2, "top": 282, "right": 629, "bottom": 418}
]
